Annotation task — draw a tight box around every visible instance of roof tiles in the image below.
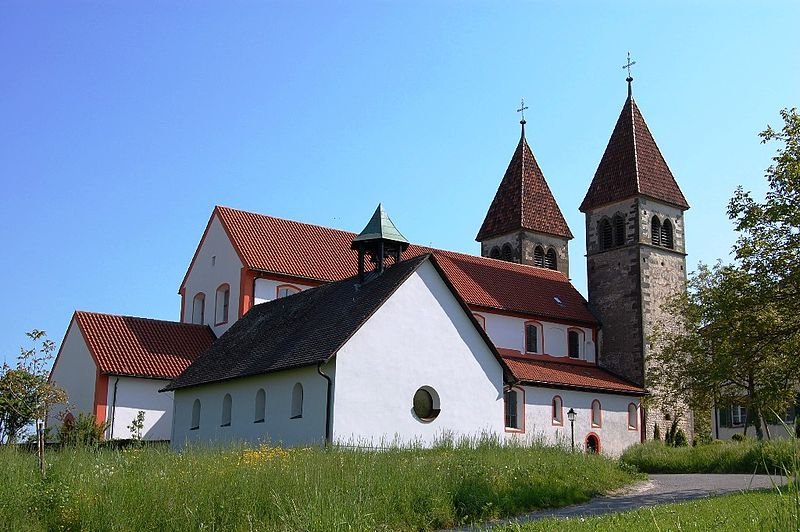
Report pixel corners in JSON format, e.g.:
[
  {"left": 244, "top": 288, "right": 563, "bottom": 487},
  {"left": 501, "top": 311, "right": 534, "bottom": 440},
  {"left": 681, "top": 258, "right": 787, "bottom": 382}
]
[
  {"left": 501, "top": 351, "right": 646, "bottom": 395},
  {"left": 476, "top": 129, "right": 573, "bottom": 241},
  {"left": 214, "top": 206, "right": 597, "bottom": 325},
  {"left": 74, "top": 311, "right": 216, "bottom": 380},
  {"left": 580, "top": 95, "right": 689, "bottom": 212}
]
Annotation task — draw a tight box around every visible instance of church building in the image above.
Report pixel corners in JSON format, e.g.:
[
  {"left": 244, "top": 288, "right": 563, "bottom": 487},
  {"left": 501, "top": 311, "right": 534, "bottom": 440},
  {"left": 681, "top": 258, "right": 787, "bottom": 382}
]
[{"left": 48, "top": 76, "right": 688, "bottom": 454}]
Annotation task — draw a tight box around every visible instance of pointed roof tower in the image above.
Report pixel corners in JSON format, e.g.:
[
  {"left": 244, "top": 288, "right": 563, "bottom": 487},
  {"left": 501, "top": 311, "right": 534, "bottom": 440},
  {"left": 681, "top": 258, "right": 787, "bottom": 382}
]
[
  {"left": 579, "top": 77, "right": 689, "bottom": 212},
  {"left": 351, "top": 204, "right": 410, "bottom": 282},
  {"left": 476, "top": 116, "right": 573, "bottom": 242}
]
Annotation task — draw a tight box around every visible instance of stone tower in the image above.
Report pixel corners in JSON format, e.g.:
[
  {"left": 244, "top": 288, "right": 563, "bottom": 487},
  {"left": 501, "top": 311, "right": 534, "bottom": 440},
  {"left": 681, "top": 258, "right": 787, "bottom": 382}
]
[
  {"left": 580, "top": 78, "right": 690, "bottom": 439},
  {"left": 476, "top": 118, "right": 573, "bottom": 276}
]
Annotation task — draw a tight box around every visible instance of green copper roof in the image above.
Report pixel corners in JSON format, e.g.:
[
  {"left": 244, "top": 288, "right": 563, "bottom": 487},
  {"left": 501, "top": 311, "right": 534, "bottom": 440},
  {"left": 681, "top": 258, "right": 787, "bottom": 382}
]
[{"left": 352, "top": 204, "right": 409, "bottom": 244}]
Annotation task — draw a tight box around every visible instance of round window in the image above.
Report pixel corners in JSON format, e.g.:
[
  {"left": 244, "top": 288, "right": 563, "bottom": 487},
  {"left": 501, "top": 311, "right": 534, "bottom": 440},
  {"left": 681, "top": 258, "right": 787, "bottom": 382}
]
[{"left": 412, "top": 386, "right": 440, "bottom": 422}]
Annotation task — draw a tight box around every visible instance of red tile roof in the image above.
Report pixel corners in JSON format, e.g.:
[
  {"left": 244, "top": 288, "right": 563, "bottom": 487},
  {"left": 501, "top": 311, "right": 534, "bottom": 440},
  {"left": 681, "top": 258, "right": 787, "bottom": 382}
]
[
  {"left": 212, "top": 206, "right": 597, "bottom": 325},
  {"left": 476, "top": 128, "right": 573, "bottom": 241},
  {"left": 74, "top": 311, "right": 216, "bottom": 380},
  {"left": 500, "top": 350, "right": 646, "bottom": 395},
  {"left": 579, "top": 96, "right": 689, "bottom": 212}
]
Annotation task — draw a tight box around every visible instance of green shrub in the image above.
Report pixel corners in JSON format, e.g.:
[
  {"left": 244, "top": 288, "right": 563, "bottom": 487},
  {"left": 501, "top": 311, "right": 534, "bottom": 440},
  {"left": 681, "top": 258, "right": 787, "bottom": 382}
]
[
  {"left": 673, "top": 429, "right": 688, "bottom": 447},
  {"left": 653, "top": 423, "right": 661, "bottom": 441},
  {"left": 58, "top": 413, "right": 107, "bottom": 447}
]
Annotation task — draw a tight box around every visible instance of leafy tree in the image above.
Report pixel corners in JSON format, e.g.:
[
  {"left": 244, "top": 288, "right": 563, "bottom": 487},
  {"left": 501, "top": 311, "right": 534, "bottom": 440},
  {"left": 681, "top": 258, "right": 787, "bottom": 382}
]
[
  {"left": 649, "top": 109, "right": 800, "bottom": 439},
  {"left": 0, "top": 331, "right": 66, "bottom": 444}
]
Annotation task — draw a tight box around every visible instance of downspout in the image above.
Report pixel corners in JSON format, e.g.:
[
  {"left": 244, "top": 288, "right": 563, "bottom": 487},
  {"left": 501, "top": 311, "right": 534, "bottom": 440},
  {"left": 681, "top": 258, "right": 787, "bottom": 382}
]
[
  {"left": 317, "top": 362, "right": 333, "bottom": 446},
  {"left": 109, "top": 377, "right": 120, "bottom": 439}
]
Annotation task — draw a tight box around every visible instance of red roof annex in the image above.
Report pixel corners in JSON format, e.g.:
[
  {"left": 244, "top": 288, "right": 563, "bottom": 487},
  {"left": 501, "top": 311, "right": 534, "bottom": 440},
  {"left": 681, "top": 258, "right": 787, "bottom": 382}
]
[
  {"left": 209, "top": 206, "right": 597, "bottom": 325},
  {"left": 73, "top": 311, "right": 216, "bottom": 380},
  {"left": 499, "top": 350, "right": 646, "bottom": 395}
]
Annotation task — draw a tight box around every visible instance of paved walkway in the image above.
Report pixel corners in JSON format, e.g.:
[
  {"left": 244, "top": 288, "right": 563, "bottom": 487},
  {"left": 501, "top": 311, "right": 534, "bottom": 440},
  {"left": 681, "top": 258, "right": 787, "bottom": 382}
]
[{"left": 458, "top": 473, "right": 789, "bottom": 530}]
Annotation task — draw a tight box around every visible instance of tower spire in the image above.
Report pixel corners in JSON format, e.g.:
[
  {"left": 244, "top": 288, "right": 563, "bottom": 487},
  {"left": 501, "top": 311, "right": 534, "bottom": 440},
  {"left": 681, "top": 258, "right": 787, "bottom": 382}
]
[
  {"left": 622, "top": 51, "right": 636, "bottom": 98},
  {"left": 516, "top": 98, "right": 528, "bottom": 136}
]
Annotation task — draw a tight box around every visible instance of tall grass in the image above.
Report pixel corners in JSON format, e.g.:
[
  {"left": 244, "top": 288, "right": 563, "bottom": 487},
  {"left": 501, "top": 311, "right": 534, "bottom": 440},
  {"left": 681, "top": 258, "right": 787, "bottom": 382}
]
[
  {"left": 620, "top": 437, "right": 799, "bottom": 474},
  {"left": 0, "top": 439, "right": 641, "bottom": 531}
]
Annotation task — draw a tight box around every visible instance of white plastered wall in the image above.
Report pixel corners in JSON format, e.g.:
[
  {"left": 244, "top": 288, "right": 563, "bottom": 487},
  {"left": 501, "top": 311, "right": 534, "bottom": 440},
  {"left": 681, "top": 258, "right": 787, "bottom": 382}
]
[
  {"left": 171, "top": 365, "right": 330, "bottom": 449},
  {"left": 106, "top": 376, "right": 174, "bottom": 441},
  {"left": 46, "top": 319, "right": 97, "bottom": 432},
  {"left": 476, "top": 311, "right": 596, "bottom": 362},
  {"left": 254, "top": 278, "right": 313, "bottom": 305},
  {"left": 332, "top": 261, "right": 505, "bottom": 446},
  {"left": 182, "top": 214, "right": 244, "bottom": 337},
  {"left": 510, "top": 386, "right": 642, "bottom": 456}
]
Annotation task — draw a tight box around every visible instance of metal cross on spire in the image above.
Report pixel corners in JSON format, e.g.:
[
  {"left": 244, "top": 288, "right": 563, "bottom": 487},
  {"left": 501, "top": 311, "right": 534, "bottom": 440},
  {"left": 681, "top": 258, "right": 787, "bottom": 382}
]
[
  {"left": 516, "top": 98, "right": 529, "bottom": 124},
  {"left": 622, "top": 51, "right": 636, "bottom": 97}
]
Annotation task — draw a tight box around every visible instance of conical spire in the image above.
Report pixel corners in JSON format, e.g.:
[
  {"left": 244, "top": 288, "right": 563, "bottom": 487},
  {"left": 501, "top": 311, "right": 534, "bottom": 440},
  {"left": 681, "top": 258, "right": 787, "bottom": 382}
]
[
  {"left": 476, "top": 127, "right": 573, "bottom": 241},
  {"left": 579, "top": 88, "right": 689, "bottom": 212}
]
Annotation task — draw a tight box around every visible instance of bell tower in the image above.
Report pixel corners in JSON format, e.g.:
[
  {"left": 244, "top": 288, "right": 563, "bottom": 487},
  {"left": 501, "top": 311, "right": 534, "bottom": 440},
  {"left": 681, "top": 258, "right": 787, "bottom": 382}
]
[
  {"left": 476, "top": 101, "right": 573, "bottom": 276},
  {"left": 581, "top": 70, "right": 690, "bottom": 439},
  {"left": 351, "top": 204, "right": 410, "bottom": 282}
]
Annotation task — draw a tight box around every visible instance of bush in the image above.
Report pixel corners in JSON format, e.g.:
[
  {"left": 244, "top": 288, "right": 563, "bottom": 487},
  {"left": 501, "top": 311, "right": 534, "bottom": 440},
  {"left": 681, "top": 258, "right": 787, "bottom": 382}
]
[
  {"left": 59, "top": 413, "right": 107, "bottom": 447},
  {"left": 674, "top": 429, "right": 688, "bottom": 447},
  {"left": 653, "top": 423, "right": 661, "bottom": 441}
]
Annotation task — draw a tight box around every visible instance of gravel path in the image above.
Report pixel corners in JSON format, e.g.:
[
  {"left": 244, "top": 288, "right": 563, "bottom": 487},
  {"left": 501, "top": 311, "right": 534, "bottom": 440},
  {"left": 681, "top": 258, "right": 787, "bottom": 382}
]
[{"left": 455, "top": 473, "right": 789, "bottom": 530}]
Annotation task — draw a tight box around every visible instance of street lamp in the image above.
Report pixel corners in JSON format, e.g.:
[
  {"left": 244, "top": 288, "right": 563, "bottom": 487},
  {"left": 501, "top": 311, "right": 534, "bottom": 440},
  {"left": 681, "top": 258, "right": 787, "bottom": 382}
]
[{"left": 567, "top": 408, "right": 577, "bottom": 451}]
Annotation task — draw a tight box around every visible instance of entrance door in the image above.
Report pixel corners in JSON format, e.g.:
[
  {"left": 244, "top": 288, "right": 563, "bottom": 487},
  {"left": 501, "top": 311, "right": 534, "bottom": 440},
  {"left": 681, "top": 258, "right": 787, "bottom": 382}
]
[{"left": 585, "top": 434, "right": 600, "bottom": 454}]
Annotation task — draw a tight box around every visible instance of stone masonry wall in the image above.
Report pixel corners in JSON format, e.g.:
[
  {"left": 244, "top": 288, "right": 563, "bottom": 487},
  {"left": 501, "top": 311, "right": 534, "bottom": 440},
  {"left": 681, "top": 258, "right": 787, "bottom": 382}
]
[{"left": 480, "top": 231, "right": 570, "bottom": 277}]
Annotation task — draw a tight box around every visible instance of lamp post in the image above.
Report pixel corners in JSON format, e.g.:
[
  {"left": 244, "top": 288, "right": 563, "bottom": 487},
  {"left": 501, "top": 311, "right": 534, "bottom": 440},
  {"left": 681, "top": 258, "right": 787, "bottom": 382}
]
[{"left": 567, "top": 408, "right": 577, "bottom": 452}]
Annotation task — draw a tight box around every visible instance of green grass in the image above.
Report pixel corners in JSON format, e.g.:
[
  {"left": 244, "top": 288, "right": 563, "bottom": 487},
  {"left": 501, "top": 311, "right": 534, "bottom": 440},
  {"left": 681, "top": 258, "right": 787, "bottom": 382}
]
[
  {"left": 620, "top": 438, "right": 800, "bottom": 474},
  {"left": 0, "top": 440, "right": 642, "bottom": 531},
  {"left": 502, "top": 488, "right": 800, "bottom": 531}
]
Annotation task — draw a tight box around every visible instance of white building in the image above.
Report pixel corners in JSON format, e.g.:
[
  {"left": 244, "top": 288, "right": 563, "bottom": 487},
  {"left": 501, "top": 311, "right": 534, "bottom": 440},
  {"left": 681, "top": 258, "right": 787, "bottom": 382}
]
[
  {"left": 166, "top": 205, "right": 646, "bottom": 455},
  {"left": 48, "top": 311, "right": 214, "bottom": 441}
]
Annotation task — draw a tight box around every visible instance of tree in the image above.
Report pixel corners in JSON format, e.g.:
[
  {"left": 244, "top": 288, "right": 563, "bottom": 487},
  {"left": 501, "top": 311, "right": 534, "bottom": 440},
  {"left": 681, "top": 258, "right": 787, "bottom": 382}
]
[
  {"left": 0, "top": 330, "right": 66, "bottom": 444},
  {"left": 649, "top": 109, "right": 800, "bottom": 439}
]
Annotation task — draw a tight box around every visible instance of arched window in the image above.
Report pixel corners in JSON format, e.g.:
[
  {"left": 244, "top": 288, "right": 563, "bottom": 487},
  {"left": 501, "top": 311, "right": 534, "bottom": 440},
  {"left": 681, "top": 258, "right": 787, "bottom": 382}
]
[
  {"left": 291, "top": 383, "right": 303, "bottom": 419},
  {"left": 568, "top": 329, "right": 584, "bottom": 359},
  {"left": 552, "top": 396, "right": 563, "bottom": 426},
  {"left": 599, "top": 219, "right": 613, "bottom": 250},
  {"left": 504, "top": 388, "right": 522, "bottom": 430},
  {"left": 472, "top": 313, "right": 486, "bottom": 331},
  {"left": 613, "top": 214, "right": 625, "bottom": 246},
  {"left": 489, "top": 246, "right": 501, "bottom": 259},
  {"left": 651, "top": 216, "right": 662, "bottom": 246},
  {"left": 501, "top": 243, "right": 513, "bottom": 262},
  {"left": 661, "top": 219, "right": 674, "bottom": 249},
  {"left": 525, "top": 321, "right": 542, "bottom": 353},
  {"left": 221, "top": 394, "right": 232, "bottom": 427},
  {"left": 254, "top": 389, "right": 266, "bottom": 423},
  {"left": 533, "top": 246, "right": 545, "bottom": 267},
  {"left": 591, "top": 399, "right": 602, "bottom": 428},
  {"left": 628, "top": 403, "right": 638, "bottom": 430},
  {"left": 190, "top": 399, "right": 201, "bottom": 430},
  {"left": 192, "top": 293, "right": 205, "bottom": 325},
  {"left": 276, "top": 284, "right": 301, "bottom": 299},
  {"left": 544, "top": 248, "right": 557, "bottom": 270},
  {"left": 215, "top": 284, "right": 230, "bottom": 325}
]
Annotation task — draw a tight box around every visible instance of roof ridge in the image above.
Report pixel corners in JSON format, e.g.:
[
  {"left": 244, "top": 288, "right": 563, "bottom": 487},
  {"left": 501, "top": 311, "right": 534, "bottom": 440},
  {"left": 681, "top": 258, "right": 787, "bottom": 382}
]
[
  {"left": 216, "top": 205, "right": 359, "bottom": 236},
  {"left": 74, "top": 310, "right": 210, "bottom": 328},
  {"left": 630, "top": 98, "right": 641, "bottom": 193}
]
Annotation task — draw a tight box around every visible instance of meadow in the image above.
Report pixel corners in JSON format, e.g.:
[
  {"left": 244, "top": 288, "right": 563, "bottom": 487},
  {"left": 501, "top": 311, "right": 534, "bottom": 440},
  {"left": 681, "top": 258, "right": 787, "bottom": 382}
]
[
  {"left": 620, "top": 437, "right": 800, "bottom": 474},
  {"left": 0, "top": 440, "right": 641, "bottom": 531}
]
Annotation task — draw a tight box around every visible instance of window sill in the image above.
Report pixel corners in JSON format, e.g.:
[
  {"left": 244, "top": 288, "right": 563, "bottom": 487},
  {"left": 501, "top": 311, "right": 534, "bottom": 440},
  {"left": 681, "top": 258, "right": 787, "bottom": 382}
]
[
  {"left": 504, "top": 427, "right": 525, "bottom": 433},
  {"left": 290, "top": 415, "right": 302, "bottom": 420},
  {"left": 215, "top": 320, "right": 229, "bottom": 326},
  {"left": 220, "top": 423, "right": 231, "bottom": 427},
  {"left": 190, "top": 427, "right": 198, "bottom": 431},
  {"left": 552, "top": 421, "right": 564, "bottom": 427},
  {"left": 591, "top": 424, "right": 602, "bottom": 429},
  {"left": 254, "top": 419, "right": 265, "bottom": 424}
]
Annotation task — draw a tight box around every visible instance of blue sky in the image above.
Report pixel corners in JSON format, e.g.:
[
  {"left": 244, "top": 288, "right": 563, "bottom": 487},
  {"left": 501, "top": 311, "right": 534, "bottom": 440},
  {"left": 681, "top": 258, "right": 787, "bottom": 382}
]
[{"left": 1, "top": 1, "right": 798, "bottom": 364}]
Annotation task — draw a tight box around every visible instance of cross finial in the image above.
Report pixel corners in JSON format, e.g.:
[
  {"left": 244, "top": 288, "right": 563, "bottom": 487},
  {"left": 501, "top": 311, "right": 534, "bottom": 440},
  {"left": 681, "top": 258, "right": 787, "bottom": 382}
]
[
  {"left": 516, "top": 98, "right": 528, "bottom": 124},
  {"left": 622, "top": 51, "right": 636, "bottom": 97}
]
